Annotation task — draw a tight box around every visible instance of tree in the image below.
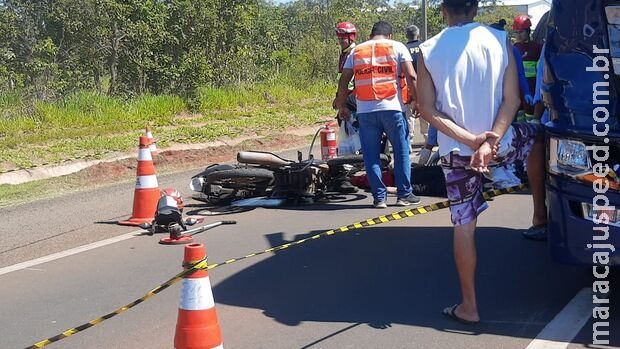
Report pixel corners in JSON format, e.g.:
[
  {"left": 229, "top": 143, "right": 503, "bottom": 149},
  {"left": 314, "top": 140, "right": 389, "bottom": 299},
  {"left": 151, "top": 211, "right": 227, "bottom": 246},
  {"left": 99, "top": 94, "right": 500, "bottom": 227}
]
[{"left": 0, "top": 0, "right": 519, "bottom": 100}]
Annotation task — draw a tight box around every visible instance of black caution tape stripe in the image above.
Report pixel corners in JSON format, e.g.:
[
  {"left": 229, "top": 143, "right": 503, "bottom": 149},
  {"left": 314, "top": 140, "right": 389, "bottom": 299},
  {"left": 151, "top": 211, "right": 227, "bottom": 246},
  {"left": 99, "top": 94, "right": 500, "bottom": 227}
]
[
  {"left": 25, "top": 184, "right": 526, "bottom": 348},
  {"left": 25, "top": 259, "right": 207, "bottom": 349},
  {"left": 203, "top": 184, "right": 527, "bottom": 270}
]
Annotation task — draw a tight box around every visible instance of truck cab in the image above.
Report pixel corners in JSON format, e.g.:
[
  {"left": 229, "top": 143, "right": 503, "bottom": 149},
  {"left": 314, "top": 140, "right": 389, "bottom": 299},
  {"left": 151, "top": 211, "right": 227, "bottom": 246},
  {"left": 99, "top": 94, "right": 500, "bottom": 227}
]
[{"left": 543, "top": 0, "right": 620, "bottom": 265}]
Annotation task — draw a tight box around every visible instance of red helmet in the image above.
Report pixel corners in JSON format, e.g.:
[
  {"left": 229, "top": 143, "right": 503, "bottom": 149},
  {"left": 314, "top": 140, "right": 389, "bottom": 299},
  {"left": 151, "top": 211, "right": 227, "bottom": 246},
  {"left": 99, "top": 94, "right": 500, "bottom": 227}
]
[
  {"left": 512, "top": 15, "right": 532, "bottom": 31},
  {"left": 161, "top": 187, "right": 183, "bottom": 211},
  {"left": 335, "top": 22, "right": 357, "bottom": 40}
]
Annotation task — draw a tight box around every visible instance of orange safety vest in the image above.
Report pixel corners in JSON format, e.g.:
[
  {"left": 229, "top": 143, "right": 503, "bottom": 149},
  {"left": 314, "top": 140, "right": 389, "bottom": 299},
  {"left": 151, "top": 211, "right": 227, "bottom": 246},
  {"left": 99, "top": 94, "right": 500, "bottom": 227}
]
[
  {"left": 353, "top": 41, "right": 409, "bottom": 104},
  {"left": 401, "top": 75, "right": 409, "bottom": 104}
]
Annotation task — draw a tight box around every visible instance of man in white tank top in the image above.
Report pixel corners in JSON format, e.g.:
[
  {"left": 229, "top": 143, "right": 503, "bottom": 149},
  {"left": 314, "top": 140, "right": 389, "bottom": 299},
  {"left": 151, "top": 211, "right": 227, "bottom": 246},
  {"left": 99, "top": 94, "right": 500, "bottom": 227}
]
[{"left": 417, "top": 0, "right": 547, "bottom": 324}]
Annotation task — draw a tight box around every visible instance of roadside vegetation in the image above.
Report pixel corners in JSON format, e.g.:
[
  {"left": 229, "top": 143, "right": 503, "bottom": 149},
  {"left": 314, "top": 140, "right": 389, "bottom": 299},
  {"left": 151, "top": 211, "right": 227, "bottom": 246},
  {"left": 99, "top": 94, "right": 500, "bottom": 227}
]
[
  {"left": 0, "top": 78, "right": 334, "bottom": 169},
  {"left": 0, "top": 0, "right": 516, "bottom": 171}
]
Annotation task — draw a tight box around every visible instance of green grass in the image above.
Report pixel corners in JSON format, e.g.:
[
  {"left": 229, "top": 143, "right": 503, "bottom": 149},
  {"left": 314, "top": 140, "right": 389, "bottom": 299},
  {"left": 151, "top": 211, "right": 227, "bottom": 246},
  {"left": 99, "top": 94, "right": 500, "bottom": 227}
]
[
  {"left": 0, "top": 177, "right": 80, "bottom": 207},
  {"left": 196, "top": 77, "right": 332, "bottom": 112},
  {"left": 0, "top": 79, "right": 335, "bottom": 169}
]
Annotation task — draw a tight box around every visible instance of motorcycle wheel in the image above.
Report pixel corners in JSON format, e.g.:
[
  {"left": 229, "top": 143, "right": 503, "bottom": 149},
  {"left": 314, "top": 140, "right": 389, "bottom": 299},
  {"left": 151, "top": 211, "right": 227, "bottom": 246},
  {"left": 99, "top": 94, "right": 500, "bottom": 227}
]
[{"left": 203, "top": 167, "right": 274, "bottom": 205}]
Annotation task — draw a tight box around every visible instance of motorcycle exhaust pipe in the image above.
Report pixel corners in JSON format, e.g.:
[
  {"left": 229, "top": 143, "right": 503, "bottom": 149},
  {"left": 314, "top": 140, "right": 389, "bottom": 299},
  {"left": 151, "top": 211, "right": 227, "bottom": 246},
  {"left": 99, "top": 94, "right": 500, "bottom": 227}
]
[{"left": 237, "top": 151, "right": 292, "bottom": 166}]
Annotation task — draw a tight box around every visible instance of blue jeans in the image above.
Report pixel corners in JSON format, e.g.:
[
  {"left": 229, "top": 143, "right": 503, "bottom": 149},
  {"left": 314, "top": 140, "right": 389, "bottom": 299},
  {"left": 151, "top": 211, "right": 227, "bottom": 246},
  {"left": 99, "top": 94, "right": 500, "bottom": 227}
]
[{"left": 358, "top": 110, "right": 412, "bottom": 201}]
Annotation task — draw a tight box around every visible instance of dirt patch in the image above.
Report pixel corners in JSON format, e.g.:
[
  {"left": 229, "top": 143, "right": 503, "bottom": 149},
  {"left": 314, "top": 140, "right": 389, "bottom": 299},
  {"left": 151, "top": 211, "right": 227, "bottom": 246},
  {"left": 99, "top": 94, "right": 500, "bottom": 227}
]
[
  {"left": 0, "top": 126, "right": 323, "bottom": 208},
  {"left": 69, "top": 133, "right": 311, "bottom": 189}
]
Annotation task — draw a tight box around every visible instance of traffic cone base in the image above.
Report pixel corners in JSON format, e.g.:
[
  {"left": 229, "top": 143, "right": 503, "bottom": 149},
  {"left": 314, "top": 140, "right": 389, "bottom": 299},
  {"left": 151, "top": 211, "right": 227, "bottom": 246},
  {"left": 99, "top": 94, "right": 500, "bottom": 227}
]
[
  {"left": 118, "top": 217, "right": 154, "bottom": 226},
  {"left": 159, "top": 235, "right": 194, "bottom": 245}
]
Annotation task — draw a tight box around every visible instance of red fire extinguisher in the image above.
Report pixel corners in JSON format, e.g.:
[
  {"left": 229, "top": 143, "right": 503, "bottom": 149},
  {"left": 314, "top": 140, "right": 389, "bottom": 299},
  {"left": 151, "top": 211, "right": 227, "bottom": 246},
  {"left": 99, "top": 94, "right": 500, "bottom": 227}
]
[{"left": 320, "top": 121, "right": 338, "bottom": 160}]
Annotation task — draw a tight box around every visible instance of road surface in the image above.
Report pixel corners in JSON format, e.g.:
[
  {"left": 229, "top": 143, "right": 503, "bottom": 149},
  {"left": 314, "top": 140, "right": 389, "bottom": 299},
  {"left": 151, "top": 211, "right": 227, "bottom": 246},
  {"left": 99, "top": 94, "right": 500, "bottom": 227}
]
[{"left": 1, "top": 148, "right": 618, "bottom": 349}]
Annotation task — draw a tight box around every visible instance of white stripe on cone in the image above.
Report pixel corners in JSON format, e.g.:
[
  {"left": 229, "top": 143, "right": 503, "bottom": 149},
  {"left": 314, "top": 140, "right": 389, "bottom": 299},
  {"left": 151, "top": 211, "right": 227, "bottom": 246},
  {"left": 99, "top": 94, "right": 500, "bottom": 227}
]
[
  {"left": 146, "top": 129, "right": 158, "bottom": 154},
  {"left": 179, "top": 277, "right": 215, "bottom": 311},
  {"left": 135, "top": 175, "right": 158, "bottom": 189},
  {"left": 138, "top": 148, "right": 153, "bottom": 161}
]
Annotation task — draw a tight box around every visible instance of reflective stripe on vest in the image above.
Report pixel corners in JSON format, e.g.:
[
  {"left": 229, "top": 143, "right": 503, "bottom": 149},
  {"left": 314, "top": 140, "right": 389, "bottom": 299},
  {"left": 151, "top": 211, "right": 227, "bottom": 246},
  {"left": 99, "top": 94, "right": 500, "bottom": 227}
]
[
  {"left": 523, "top": 60, "right": 538, "bottom": 78},
  {"left": 353, "top": 42, "right": 398, "bottom": 101}
]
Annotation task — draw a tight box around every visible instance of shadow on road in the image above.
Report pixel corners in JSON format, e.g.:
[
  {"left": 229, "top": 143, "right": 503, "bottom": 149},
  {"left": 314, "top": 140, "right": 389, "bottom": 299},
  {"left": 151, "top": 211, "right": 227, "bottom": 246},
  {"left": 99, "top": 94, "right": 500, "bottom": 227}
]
[
  {"left": 212, "top": 225, "right": 620, "bottom": 346},
  {"left": 186, "top": 193, "right": 370, "bottom": 213}
]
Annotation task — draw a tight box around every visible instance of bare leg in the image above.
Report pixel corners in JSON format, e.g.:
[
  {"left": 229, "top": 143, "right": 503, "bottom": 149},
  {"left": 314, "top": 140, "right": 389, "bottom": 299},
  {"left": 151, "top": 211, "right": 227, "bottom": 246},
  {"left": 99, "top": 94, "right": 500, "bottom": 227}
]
[
  {"left": 527, "top": 134, "right": 547, "bottom": 227},
  {"left": 448, "top": 219, "right": 480, "bottom": 322}
]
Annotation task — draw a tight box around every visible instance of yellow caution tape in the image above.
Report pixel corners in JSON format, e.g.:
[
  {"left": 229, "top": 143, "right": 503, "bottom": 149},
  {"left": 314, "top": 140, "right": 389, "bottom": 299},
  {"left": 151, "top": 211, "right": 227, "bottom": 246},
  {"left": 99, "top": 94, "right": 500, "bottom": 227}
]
[
  {"left": 202, "top": 184, "right": 527, "bottom": 270},
  {"left": 25, "top": 184, "right": 527, "bottom": 348}
]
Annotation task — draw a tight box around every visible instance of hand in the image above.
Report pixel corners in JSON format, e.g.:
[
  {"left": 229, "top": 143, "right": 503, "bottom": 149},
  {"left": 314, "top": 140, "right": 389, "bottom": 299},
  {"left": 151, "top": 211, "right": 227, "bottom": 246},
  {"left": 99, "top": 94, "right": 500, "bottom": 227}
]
[
  {"left": 524, "top": 94, "right": 534, "bottom": 105},
  {"left": 470, "top": 141, "right": 494, "bottom": 173},
  {"left": 472, "top": 131, "right": 500, "bottom": 149},
  {"left": 338, "top": 107, "right": 350, "bottom": 120},
  {"left": 490, "top": 140, "right": 500, "bottom": 157},
  {"left": 408, "top": 92, "right": 416, "bottom": 106}
]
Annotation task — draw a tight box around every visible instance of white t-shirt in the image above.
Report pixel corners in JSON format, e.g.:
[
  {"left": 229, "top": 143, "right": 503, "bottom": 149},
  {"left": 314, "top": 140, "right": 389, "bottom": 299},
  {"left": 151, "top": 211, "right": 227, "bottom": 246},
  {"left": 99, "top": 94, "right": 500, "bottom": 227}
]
[
  {"left": 419, "top": 23, "right": 509, "bottom": 157},
  {"left": 344, "top": 39, "right": 412, "bottom": 114}
]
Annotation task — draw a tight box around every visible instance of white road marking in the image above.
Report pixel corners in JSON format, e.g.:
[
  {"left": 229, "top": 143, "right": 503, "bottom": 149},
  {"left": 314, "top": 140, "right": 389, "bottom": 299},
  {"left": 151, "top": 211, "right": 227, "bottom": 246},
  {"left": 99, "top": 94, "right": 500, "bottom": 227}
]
[
  {"left": 524, "top": 287, "right": 609, "bottom": 349},
  {"left": 0, "top": 231, "right": 142, "bottom": 276}
]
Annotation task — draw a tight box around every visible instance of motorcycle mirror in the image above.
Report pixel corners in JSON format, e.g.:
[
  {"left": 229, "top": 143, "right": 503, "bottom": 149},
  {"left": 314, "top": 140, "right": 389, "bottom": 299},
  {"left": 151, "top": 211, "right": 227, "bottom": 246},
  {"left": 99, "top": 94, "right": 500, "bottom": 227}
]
[
  {"left": 297, "top": 151, "right": 303, "bottom": 162},
  {"left": 185, "top": 218, "right": 198, "bottom": 226},
  {"left": 139, "top": 223, "right": 152, "bottom": 230}
]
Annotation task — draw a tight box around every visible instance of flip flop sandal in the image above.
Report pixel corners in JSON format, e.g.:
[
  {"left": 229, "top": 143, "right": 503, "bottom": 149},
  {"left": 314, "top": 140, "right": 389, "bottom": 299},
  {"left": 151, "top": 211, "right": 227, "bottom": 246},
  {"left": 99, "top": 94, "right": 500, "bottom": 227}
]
[{"left": 443, "top": 304, "right": 480, "bottom": 325}]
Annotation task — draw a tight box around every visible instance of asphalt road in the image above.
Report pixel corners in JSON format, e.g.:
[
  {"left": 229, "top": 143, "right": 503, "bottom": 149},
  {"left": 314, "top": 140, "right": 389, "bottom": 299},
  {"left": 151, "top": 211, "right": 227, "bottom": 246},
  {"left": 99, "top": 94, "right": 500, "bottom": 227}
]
[{"left": 1, "top": 147, "right": 618, "bottom": 349}]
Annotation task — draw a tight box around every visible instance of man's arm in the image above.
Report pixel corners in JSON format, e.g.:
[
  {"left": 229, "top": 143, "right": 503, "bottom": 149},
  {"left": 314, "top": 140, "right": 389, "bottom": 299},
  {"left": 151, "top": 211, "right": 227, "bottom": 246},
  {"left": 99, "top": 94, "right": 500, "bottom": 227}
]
[
  {"left": 335, "top": 68, "right": 354, "bottom": 118},
  {"left": 469, "top": 36, "right": 521, "bottom": 172},
  {"left": 532, "top": 44, "right": 546, "bottom": 121},
  {"left": 488, "top": 37, "right": 521, "bottom": 143},
  {"left": 513, "top": 45, "right": 531, "bottom": 98},
  {"left": 416, "top": 53, "right": 492, "bottom": 149},
  {"left": 401, "top": 60, "right": 417, "bottom": 104}
]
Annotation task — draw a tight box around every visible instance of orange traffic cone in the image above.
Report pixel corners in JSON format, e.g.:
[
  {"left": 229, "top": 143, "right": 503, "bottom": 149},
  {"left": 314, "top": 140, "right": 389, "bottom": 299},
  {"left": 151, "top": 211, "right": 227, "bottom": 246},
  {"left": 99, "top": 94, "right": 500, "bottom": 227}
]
[
  {"left": 174, "top": 244, "right": 223, "bottom": 349},
  {"left": 118, "top": 136, "right": 160, "bottom": 226},
  {"left": 145, "top": 126, "right": 158, "bottom": 156}
]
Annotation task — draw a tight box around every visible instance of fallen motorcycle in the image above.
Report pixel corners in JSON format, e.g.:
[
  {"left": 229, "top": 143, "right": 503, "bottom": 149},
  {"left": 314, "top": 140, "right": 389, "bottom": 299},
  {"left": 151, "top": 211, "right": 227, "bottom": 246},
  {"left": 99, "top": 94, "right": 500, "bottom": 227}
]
[{"left": 190, "top": 150, "right": 390, "bottom": 205}]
